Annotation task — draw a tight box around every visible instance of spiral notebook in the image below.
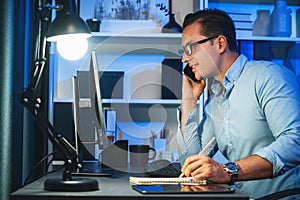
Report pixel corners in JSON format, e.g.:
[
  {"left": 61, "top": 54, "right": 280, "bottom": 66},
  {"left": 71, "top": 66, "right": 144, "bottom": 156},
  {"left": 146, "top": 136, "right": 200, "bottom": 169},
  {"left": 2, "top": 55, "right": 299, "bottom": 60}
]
[{"left": 129, "top": 176, "right": 207, "bottom": 185}]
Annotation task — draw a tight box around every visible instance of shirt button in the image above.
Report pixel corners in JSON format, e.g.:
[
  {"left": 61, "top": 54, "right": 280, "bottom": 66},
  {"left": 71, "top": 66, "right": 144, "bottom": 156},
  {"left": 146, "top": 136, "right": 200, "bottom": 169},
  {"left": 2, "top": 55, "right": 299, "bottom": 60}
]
[{"left": 228, "top": 143, "right": 233, "bottom": 149}]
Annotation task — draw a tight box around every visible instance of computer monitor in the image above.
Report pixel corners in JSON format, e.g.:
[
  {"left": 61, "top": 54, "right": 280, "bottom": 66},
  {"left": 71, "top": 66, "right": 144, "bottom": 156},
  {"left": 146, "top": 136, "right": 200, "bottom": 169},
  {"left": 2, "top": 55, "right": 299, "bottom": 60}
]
[
  {"left": 89, "top": 50, "right": 111, "bottom": 151},
  {"left": 71, "top": 51, "right": 115, "bottom": 175},
  {"left": 72, "top": 51, "right": 128, "bottom": 172},
  {"left": 72, "top": 51, "right": 111, "bottom": 160},
  {"left": 71, "top": 76, "right": 81, "bottom": 166}
]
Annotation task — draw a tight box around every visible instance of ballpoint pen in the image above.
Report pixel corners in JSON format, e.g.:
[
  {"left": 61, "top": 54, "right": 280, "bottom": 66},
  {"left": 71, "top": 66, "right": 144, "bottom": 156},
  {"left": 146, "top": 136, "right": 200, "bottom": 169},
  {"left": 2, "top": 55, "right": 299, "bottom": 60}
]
[{"left": 179, "top": 136, "right": 217, "bottom": 178}]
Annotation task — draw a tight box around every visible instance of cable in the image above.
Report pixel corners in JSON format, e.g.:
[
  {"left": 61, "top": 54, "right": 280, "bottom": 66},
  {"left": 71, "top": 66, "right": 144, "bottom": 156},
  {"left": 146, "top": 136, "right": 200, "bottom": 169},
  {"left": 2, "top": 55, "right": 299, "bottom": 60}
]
[
  {"left": 22, "top": 151, "right": 56, "bottom": 186},
  {"left": 27, "top": 164, "right": 64, "bottom": 187}
]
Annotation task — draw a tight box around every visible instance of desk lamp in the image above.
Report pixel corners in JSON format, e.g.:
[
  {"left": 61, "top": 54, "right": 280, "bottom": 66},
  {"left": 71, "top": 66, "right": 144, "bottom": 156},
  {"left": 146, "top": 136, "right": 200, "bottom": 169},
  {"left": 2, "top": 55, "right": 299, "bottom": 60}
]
[{"left": 18, "top": 0, "right": 98, "bottom": 191}]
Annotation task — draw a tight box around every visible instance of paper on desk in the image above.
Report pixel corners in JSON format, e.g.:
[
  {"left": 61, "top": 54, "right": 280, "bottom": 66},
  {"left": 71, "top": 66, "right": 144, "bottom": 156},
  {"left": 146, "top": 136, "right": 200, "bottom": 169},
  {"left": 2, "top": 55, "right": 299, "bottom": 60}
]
[{"left": 129, "top": 176, "right": 207, "bottom": 185}]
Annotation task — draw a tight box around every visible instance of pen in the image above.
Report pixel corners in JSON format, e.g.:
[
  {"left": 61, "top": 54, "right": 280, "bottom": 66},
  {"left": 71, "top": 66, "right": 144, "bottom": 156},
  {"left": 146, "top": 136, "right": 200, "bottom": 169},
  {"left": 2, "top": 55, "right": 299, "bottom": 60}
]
[{"left": 179, "top": 136, "right": 217, "bottom": 178}]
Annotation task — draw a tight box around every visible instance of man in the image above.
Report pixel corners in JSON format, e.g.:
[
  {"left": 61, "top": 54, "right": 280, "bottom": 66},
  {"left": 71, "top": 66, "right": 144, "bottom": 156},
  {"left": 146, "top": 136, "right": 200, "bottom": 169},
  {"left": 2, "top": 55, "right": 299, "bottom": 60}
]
[{"left": 177, "top": 9, "right": 300, "bottom": 199}]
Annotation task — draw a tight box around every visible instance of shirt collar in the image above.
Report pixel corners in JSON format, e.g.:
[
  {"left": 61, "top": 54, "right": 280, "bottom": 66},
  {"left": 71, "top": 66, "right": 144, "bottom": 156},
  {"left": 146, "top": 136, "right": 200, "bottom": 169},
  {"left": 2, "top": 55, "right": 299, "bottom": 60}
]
[
  {"left": 224, "top": 54, "right": 248, "bottom": 86},
  {"left": 210, "top": 54, "right": 247, "bottom": 97}
]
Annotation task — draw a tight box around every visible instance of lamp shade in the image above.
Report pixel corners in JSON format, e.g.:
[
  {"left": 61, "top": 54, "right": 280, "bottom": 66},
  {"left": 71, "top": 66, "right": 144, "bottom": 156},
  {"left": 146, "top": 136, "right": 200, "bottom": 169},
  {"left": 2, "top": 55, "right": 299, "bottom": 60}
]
[{"left": 46, "top": 14, "right": 91, "bottom": 42}]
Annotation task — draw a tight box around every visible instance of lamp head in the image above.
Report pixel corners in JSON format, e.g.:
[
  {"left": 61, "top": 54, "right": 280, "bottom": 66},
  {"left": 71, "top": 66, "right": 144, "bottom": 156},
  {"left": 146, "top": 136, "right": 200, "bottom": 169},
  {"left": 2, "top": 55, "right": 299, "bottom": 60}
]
[
  {"left": 46, "top": 0, "right": 92, "bottom": 60},
  {"left": 46, "top": 14, "right": 91, "bottom": 42}
]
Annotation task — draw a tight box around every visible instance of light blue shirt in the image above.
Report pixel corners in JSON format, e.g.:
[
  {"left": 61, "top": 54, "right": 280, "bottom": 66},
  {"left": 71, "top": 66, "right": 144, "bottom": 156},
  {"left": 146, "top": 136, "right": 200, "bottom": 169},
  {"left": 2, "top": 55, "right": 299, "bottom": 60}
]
[{"left": 177, "top": 54, "right": 300, "bottom": 199}]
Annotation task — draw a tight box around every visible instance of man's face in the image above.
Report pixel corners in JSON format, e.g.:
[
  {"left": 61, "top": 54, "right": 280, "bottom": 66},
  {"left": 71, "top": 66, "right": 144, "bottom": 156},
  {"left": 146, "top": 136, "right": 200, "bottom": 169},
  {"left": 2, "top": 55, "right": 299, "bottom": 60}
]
[{"left": 181, "top": 22, "right": 220, "bottom": 80}]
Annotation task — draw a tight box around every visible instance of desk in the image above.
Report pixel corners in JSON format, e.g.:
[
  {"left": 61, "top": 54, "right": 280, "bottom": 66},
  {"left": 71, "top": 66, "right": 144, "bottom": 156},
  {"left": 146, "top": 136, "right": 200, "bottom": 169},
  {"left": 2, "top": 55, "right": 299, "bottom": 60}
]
[{"left": 10, "top": 171, "right": 249, "bottom": 200}]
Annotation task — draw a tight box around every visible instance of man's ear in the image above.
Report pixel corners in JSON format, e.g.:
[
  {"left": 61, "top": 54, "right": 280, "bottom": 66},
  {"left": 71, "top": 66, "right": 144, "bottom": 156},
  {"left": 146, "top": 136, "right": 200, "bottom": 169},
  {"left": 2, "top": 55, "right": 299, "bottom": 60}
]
[{"left": 216, "top": 35, "right": 227, "bottom": 54}]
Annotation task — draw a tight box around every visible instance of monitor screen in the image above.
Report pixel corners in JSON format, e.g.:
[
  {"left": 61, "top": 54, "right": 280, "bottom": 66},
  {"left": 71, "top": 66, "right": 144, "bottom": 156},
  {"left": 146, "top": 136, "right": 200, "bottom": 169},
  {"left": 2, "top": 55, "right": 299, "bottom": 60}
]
[
  {"left": 71, "top": 76, "right": 81, "bottom": 163},
  {"left": 72, "top": 51, "right": 112, "bottom": 161},
  {"left": 89, "top": 50, "right": 112, "bottom": 150}
]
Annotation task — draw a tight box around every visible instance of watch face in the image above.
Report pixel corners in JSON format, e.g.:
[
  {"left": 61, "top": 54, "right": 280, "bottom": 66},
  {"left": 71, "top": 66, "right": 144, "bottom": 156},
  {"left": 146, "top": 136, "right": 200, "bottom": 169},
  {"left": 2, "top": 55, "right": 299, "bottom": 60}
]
[{"left": 225, "top": 162, "right": 239, "bottom": 173}]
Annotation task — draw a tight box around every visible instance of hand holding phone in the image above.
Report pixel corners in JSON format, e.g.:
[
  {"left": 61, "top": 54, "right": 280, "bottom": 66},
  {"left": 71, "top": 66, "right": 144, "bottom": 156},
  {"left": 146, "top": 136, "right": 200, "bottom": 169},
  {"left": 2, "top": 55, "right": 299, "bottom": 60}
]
[{"left": 183, "top": 65, "right": 198, "bottom": 82}]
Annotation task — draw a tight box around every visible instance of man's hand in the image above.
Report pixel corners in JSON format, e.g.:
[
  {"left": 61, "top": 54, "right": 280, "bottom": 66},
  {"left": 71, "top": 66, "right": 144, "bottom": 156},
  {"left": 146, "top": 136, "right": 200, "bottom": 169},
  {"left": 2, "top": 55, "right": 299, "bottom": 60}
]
[
  {"left": 182, "top": 75, "right": 206, "bottom": 100},
  {"left": 181, "top": 154, "right": 230, "bottom": 184}
]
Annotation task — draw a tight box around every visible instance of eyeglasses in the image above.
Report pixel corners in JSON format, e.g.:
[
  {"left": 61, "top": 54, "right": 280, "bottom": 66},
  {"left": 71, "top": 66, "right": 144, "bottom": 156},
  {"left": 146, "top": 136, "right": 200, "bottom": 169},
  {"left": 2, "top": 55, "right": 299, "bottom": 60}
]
[{"left": 178, "top": 36, "right": 218, "bottom": 56}]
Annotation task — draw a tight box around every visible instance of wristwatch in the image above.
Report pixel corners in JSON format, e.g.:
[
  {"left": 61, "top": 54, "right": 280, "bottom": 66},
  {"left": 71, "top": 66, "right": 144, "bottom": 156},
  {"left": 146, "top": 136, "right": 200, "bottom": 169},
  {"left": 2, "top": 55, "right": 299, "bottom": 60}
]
[{"left": 223, "top": 162, "right": 240, "bottom": 185}]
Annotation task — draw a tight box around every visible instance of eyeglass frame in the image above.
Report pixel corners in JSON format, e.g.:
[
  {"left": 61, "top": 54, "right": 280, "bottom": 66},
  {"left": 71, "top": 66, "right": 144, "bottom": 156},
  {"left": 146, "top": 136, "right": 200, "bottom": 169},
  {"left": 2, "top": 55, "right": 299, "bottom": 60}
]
[{"left": 178, "top": 35, "right": 219, "bottom": 56}]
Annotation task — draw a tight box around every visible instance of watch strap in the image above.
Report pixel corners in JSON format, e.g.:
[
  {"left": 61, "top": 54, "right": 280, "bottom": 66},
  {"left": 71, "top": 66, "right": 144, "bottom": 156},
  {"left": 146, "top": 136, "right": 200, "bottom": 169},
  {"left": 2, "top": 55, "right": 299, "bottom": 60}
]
[
  {"left": 223, "top": 162, "right": 240, "bottom": 185},
  {"left": 228, "top": 172, "right": 238, "bottom": 185}
]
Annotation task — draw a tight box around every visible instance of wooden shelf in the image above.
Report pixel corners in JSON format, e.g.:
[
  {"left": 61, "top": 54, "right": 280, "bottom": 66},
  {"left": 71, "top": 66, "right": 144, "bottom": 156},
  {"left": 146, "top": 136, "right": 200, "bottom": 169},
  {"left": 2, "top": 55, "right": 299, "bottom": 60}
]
[
  {"left": 54, "top": 98, "right": 182, "bottom": 105},
  {"left": 209, "top": 0, "right": 300, "bottom": 6},
  {"left": 90, "top": 32, "right": 182, "bottom": 38},
  {"left": 236, "top": 31, "right": 300, "bottom": 42},
  {"left": 90, "top": 31, "right": 300, "bottom": 46}
]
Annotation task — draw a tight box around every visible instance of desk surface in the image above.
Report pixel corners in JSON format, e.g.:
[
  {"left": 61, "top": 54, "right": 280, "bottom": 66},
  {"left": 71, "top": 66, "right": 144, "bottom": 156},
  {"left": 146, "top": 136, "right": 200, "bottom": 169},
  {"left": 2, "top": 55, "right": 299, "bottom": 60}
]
[{"left": 10, "top": 170, "right": 249, "bottom": 200}]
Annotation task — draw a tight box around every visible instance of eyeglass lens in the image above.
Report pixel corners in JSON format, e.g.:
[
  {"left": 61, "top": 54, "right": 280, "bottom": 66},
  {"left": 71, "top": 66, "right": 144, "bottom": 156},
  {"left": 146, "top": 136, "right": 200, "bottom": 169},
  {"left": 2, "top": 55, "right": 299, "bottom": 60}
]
[{"left": 178, "top": 36, "right": 218, "bottom": 56}]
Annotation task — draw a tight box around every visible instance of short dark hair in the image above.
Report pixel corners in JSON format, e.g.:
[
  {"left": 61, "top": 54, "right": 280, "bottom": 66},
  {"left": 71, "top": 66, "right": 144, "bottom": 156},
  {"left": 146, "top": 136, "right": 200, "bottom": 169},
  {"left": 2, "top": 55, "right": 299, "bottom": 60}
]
[{"left": 183, "top": 9, "right": 238, "bottom": 52}]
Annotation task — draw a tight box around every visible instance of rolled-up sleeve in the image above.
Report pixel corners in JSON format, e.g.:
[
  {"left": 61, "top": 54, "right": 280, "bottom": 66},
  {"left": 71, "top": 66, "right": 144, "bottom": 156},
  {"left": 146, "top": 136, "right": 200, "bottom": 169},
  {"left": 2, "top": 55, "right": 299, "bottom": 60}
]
[
  {"left": 253, "top": 64, "right": 300, "bottom": 176},
  {"left": 177, "top": 106, "right": 201, "bottom": 165}
]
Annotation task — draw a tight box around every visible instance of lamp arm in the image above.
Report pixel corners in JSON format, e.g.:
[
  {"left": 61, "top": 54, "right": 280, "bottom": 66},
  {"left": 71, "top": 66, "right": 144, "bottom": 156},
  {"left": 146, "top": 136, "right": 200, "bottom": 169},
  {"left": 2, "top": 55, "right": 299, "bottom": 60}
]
[
  {"left": 28, "top": 0, "right": 51, "bottom": 91},
  {"left": 19, "top": 87, "right": 79, "bottom": 181},
  {"left": 19, "top": 0, "right": 79, "bottom": 181}
]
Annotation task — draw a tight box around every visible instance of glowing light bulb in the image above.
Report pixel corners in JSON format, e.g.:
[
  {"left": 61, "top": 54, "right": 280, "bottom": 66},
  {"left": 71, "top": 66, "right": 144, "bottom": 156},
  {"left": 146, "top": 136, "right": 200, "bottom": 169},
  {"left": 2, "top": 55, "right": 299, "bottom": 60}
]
[{"left": 56, "top": 34, "right": 89, "bottom": 60}]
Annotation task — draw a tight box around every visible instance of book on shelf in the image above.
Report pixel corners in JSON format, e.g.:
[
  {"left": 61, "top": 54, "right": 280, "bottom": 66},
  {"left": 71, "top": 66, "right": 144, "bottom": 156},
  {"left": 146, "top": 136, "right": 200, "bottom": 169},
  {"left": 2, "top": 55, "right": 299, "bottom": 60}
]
[
  {"left": 228, "top": 12, "right": 252, "bottom": 21},
  {"left": 234, "top": 21, "right": 253, "bottom": 30},
  {"left": 129, "top": 176, "right": 207, "bottom": 185}
]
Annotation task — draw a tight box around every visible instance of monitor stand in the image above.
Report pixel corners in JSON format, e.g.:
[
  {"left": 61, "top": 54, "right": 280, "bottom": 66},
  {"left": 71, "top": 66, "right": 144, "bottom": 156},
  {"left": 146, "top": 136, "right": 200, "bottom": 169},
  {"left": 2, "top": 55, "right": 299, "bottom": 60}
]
[
  {"left": 72, "top": 140, "right": 129, "bottom": 177},
  {"left": 72, "top": 159, "right": 113, "bottom": 177}
]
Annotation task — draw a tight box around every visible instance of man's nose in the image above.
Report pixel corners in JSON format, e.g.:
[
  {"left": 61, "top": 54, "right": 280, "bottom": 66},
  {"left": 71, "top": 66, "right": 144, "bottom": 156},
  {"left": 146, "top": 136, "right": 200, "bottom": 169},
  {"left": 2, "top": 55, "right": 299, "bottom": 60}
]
[{"left": 181, "top": 52, "right": 190, "bottom": 63}]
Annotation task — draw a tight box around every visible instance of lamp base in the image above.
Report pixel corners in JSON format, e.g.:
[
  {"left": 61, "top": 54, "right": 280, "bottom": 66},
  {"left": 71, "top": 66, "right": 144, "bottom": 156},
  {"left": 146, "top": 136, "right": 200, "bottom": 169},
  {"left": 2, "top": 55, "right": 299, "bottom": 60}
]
[{"left": 44, "top": 177, "right": 99, "bottom": 191}]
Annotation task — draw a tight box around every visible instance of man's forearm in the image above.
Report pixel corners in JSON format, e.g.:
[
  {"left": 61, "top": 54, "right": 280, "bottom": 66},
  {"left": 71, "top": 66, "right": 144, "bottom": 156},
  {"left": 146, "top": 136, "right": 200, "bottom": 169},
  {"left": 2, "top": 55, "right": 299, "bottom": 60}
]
[
  {"left": 181, "top": 98, "right": 198, "bottom": 134},
  {"left": 236, "top": 154, "right": 273, "bottom": 181}
]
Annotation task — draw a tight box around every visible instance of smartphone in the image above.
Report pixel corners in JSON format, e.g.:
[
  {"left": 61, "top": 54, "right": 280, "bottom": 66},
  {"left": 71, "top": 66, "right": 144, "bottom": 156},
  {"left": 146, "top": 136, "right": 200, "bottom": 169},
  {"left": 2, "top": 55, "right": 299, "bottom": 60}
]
[{"left": 183, "top": 65, "right": 198, "bottom": 82}]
